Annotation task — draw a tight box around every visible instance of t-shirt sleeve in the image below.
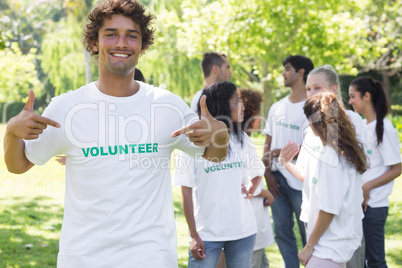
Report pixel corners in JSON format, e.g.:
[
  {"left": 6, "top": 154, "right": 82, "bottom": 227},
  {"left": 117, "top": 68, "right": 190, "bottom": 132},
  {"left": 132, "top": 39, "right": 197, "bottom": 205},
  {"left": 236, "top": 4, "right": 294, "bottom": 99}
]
[
  {"left": 172, "top": 97, "right": 205, "bottom": 158},
  {"left": 379, "top": 122, "right": 401, "bottom": 166},
  {"left": 172, "top": 150, "right": 197, "bottom": 188},
  {"left": 262, "top": 105, "right": 274, "bottom": 136},
  {"left": 25, "top": 101, "right": 64, "bottom": 165},
  {"left": 244, "top": 135, "right": 265, "bottom": 179}
]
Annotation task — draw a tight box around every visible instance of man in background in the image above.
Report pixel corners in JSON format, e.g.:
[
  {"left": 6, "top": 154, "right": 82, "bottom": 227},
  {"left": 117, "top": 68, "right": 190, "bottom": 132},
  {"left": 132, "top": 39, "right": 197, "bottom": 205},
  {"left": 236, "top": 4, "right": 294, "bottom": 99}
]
[
  {"left": 262, "top": 55, "right": 314, "bottom": 268},
  {"left": 190, "top": 52, "right": 232, "bottom": 112}
]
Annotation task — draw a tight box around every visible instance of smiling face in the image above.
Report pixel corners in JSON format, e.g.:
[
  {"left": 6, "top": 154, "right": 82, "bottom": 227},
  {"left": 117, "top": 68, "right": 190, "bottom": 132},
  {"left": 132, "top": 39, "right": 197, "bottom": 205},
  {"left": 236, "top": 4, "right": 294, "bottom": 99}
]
[
  {"left": 348, "top": 85, "right": 366, "bottom": 114},
  {"left": 230, "top": 90, "right": 245, "bottom": 123},
  {"left": 93, "top": 14, "right": 144, "bottom": 76},
  {"left": 306, "top": 73, "right": 337, "bottom": 98}
]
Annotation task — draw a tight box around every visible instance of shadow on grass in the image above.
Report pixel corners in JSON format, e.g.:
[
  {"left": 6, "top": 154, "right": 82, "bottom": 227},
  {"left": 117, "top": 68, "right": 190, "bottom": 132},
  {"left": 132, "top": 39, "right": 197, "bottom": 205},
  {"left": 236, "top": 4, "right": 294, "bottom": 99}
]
[{"left": 0, "top": 196, "right": 64, "bottom": 268}]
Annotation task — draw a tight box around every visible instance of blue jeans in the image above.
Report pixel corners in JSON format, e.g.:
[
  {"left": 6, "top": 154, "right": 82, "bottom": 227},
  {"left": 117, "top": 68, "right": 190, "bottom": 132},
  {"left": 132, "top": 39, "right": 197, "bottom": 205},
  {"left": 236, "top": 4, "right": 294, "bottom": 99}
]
[
  {"left": 271, "top": 171, "right": 306, "bottom": 268},
  {"left": 188, "top": 234, "right": 256, "bottom": 268},
  {"left": 363, "top": 206, "right": 388, "bottom": 268}
]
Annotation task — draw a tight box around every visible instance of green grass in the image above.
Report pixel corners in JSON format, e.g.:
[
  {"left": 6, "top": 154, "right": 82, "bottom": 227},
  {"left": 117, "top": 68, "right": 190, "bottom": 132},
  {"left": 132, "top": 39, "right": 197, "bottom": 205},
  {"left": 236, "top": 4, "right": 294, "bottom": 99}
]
[{"left": 0, "top": 125, "right": 401, "bottom": 267}]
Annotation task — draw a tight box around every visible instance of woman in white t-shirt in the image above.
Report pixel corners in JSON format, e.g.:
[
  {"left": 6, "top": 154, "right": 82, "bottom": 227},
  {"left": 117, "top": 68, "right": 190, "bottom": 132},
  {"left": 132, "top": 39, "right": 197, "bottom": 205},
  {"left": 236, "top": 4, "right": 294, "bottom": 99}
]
[
  {"left": 348, "top": 77, "right": 401, "bottom": 268},
  {"left": 240, "top": 88, "right": 275, "bottom": 268},
  {"left": 173, "top": 81, "right": 264, "bottom": 268},
  {"left": 279, "top": 92, "right": 368, "bottom": 267},
  {"left": 304, "top": 65, "right": 367, "bottom": 267}
]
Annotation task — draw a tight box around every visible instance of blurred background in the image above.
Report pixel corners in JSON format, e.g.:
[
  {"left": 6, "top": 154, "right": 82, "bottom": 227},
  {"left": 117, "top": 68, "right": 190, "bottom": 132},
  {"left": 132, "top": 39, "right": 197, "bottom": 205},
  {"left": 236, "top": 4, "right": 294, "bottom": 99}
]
[{"left": 0, "top": 0, "right": 401, "bottom": 121}]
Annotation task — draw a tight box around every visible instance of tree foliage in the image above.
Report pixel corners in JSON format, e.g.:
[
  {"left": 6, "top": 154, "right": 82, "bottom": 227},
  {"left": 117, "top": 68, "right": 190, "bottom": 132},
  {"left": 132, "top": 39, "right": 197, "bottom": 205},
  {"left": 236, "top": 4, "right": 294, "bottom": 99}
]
[
  {"left": 0, "top": 43, "right": 41, "bottom": 103},
  {"left": 0, "top": 0, "right": 400, "bottom": 114},
  {"left": 41, "top": 17, "right": 87, "bottom": 96}
]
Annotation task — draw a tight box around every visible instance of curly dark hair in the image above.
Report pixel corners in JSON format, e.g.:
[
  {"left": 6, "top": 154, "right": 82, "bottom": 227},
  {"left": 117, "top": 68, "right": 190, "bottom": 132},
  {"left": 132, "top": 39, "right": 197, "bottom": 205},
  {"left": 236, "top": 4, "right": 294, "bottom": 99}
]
[
  {"left": 83, "top": 0, "right": 155, "bottom": 56},
  {"left": 304, "top": 92, "right": 368, "bottom": 174},
  {"left": 239, "top": 88, "right": 262, "bottom": 133},
  {"left": 197, "top": 81, "right": 243, "bottom": 146}
]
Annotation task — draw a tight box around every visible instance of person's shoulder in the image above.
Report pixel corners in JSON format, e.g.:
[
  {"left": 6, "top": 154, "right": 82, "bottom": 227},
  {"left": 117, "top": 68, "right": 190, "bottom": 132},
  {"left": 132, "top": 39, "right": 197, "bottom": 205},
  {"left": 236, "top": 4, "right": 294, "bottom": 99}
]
[
  {"left": 269, "top": 95, "right": 289, "bottom": 110},
  {"left": 50, "top": 83, "right": 94, "bottom": 104},
  {"left": 383, "top": 117, "right": 397, "bottom": 131},
  {"left": 142, "top": 83, "right": 185, "bottom": 103},
  {"left": 346, "top": 110, "right": 362, "bottom": 121}
]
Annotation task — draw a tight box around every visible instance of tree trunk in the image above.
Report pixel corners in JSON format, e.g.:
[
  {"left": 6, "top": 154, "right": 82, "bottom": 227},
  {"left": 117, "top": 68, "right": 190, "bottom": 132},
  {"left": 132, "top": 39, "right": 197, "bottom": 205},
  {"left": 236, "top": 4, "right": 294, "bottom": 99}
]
[
  {"left": 2, "top": 102, "right": 8, "bottom": 123},
  {"left": 381, "top": 72, "right": 391, "bottom": 104},
  {"left": 84, "top": 48, "right": 92, "bottom": 84},
  {"left": 262, "top": 80, "right": 272, "bottom": 118}
]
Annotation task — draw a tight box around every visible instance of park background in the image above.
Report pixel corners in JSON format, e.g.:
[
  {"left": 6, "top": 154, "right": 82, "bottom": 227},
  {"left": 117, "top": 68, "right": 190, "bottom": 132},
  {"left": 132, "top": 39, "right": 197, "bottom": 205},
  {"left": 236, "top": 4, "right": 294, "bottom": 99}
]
[{"left": 0, "top": 0, "right": 401, "bottom": 267}]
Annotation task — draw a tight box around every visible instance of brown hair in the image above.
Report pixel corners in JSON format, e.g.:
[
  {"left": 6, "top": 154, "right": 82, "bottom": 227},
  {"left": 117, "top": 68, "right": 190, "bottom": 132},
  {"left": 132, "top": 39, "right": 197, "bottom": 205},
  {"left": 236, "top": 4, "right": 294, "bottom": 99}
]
[
  {"left": 304, "top": 92, "right": 368, "bottom": 174},
  {"left": 240, "top": 88, "right": 262, "bottom": 133},
  {"left": 201, "top": 52, "right": 227, "bottom": 78},
  {"left": 83, "top": 0, "right": 155, "bottom": 56}
]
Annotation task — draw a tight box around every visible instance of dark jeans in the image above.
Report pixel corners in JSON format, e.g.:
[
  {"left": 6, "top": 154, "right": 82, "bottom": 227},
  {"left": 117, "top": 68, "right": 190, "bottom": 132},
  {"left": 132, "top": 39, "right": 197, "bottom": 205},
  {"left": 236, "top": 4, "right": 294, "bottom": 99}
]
[
  {"left": 271, "top": 171, "right": 306, "bottom": 268},
  {"left": 363, "top": 206, "right": 388, "bottom": 268}
]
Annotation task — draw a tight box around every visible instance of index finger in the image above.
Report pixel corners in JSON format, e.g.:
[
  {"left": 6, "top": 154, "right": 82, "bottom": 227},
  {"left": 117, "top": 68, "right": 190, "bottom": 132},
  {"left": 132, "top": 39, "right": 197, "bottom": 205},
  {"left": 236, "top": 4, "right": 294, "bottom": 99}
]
[
  {"left": 35, "top": 114, "right": 60, "bottom": 128},
  {"left": 171, "top": 125, "right": 190, "bottom": 138}
]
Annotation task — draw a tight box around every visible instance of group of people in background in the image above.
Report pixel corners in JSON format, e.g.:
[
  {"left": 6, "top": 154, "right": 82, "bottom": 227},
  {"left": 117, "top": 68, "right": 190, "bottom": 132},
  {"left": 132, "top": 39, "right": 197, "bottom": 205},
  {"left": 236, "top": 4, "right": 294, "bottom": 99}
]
[
  {"left": 3, "top": 1, "right": 401, "bottom": 268},
  {"left": 175, "top": 53, "right": 401, "bottom": 268}
]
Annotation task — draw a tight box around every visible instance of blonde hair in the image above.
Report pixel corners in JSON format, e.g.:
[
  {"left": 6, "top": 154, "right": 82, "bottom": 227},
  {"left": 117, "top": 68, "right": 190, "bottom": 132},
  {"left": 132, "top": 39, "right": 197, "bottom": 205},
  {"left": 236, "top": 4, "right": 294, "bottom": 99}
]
[{"left": 308, "top": 65, "right": 344, "bottom": 107}]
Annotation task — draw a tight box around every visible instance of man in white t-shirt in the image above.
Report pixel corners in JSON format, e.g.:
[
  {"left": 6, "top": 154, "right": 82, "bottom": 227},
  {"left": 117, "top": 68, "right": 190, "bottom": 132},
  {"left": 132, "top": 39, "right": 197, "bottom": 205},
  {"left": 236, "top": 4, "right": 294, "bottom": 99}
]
[
  {"left": 190, "top": 52, "right": 232, "bottom": 112},
  {"left": 262, "top": 55, "right": 314, "bottom": 268},
  {"left": 3, "top": 1, "right": 229, "bottom": 267}
]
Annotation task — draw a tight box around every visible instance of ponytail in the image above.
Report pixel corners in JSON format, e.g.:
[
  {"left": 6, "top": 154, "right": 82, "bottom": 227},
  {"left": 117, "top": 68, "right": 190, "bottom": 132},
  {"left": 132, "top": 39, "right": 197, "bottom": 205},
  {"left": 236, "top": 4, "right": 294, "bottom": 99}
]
[{"left": 350, "top": 77, "right": 390, "bottom": 145}]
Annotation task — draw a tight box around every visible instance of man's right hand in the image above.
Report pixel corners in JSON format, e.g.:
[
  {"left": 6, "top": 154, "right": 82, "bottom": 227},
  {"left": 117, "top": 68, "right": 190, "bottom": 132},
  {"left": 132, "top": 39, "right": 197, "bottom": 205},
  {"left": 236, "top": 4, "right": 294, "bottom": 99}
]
[
  {"left": 265, "top": 170, "right": 280, "bottom": 198},
  {"left": 7, "top": 90, "right": 60, "bottom": 140},
  {"left": 190, "top": 234, "right": 205, "bottom": 259}
]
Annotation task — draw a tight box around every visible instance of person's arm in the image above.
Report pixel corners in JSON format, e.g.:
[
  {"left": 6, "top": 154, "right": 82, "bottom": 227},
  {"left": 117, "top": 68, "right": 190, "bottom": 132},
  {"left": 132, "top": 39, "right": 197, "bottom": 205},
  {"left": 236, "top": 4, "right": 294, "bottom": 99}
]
[
  {"left": 262, "top": 135, "right": 281, "bottom": 197},
  {"left": 256, "top": 189, "right": 275, "bottom": 206},
  {"left": 243, "top": 176, "right": 262, "bottom": 199},
  {"left": 362, "top": 163, "right": 401, "bottom": 211},
  {"left": 298, "top": 210, "right": 335, "bottom": 266},
  {"left": 181, "top": 186, "right": 205, "bottom": 259},
  {"left": 4, "top": 90, "right": 60, "bottom": 174},
  {"left": 278, "top": 141, "right": 304, "bottom": 182},
  {"left": 171, "top": 95, "right": 229, "bottom": 163}
]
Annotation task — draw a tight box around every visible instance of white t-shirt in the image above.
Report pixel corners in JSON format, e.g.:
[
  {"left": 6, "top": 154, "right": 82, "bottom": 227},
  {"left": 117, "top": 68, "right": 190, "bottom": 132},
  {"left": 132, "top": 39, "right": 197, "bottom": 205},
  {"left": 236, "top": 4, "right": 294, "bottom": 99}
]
[
  {"left": 346, "top": 110, "right": 366, "bottom": 144},
  {"left": 297, "top": 145, "right": 363, "bottom": 263},
  {"left": 298, "top": 109, "right": 366, "bottom": 224},
  {"left": 173, "top": 134, "right": 260, "bottom": 241},
  {"left": 251, "top": 179, "right": 275, "bottom": 251},
  {"left": 190, "top": 89, "right": 203, "bottom": 112},
  {"left": 262, "top": 95, "right": 309, "bottom": 190},
  {"left": 25, "top": 82, "right": 205, "bottom": 268},
  {"left": 363, "top": 117, "right": 401, "bottom": 207}
]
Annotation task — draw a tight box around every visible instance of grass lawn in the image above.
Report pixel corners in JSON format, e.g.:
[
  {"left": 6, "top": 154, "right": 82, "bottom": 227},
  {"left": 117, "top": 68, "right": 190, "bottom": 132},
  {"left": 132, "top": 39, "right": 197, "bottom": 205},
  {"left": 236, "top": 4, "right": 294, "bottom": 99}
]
[{"left": 0, "top": 125, "right": 401, "bottom": 267}]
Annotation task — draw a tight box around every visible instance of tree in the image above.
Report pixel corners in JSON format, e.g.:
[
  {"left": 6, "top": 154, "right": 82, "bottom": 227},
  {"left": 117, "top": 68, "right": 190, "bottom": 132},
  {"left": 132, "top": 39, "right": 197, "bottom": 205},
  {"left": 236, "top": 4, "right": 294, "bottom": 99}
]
[
  {"left": 349, "top": 0, "right": 402, "bottom": 103},
  {"left": 0, "top": 43, "right": 41, "bottom": 122},
  {"left": 151, "top": 0, "right": 362, "bottom": 113},
  {"left": 0, "top": 29, "right": 5, "bottom": 50}
]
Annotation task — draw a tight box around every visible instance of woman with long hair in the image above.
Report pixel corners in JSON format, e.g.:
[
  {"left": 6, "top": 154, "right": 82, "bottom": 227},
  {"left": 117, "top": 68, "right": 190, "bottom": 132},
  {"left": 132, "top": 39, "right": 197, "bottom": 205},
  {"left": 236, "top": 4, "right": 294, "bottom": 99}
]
[
  {"left": 173, "top": 81, "right": 264, "bottom": 267},
  {"left": 348, "top": 77, "right": 401, "bottom": 267},
  {"left": 240, "top": 88, "right": 275, "bottom": 268},
  {"left": 304, "top": 65, "right": 367, "bottom": 267},
  {"left": 279, "top": 92, "right": 367, "bottom": 267}
]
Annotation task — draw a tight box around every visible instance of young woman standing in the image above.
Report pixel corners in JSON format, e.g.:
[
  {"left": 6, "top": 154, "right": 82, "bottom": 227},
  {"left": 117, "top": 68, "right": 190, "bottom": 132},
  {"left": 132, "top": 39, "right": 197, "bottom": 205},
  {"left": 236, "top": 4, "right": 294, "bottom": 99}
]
[
  {"left": 240, "top": 88, "right": 275, "bottom": 268},
  {"left": 280, "top": 92, "right": 368, "bottom": 267},
  {"left": 173, "top": 81, "right": 264, "bottom": 267},
  {"left": 349, "top": 77, "right": 401, "bottom": 267}
]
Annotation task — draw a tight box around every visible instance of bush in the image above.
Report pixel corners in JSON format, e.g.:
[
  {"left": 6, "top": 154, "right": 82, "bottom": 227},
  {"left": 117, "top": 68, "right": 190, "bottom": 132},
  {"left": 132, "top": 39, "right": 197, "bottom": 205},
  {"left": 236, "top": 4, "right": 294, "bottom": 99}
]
[
  {"left": 0, "top": 102, "right": 25, "bottom": 122},
  {"left": 391, "top": 105, "right": 402, "bottom": 116}
]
